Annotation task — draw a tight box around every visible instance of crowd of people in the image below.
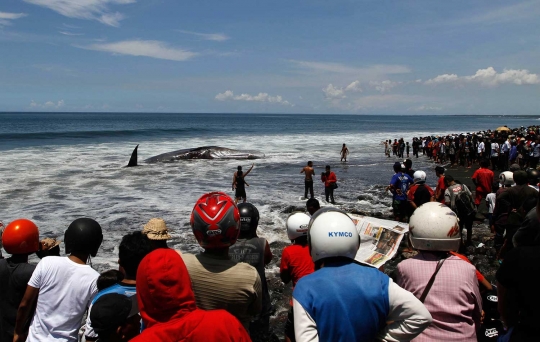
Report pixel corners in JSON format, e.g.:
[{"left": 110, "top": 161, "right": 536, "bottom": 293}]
[{"left": 1, "top": 126, "right": 539, "bottom": 342}]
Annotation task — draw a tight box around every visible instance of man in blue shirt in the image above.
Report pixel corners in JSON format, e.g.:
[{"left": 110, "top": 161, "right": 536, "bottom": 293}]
[
  {"left": 85, "top": 231, "right": 152, "bottom": 341},
  {"left": 386, "top": 162, "right": 414, "bottom": 222}
]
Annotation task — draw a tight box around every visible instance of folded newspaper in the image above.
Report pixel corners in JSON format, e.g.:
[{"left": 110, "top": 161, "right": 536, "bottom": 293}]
[{"left": 350, "top": 214, "right": 409, "bottom": 268}]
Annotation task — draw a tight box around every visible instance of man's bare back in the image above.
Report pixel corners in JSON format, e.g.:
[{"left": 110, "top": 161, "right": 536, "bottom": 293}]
[{"left": 301, "top": 165, "right": 315, "bottom": 181}]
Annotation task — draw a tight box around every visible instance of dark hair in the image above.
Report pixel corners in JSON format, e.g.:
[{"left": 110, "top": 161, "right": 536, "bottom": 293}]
[
  {"left": 443, "top": 175, "right": 454, "bottom": 187},
  {"left": 119, "top": 231, "right": 152, "bottom": 279},
  {"left": 306, "top": 198, "right": 320, "bottom": 210},
  {"left": 480, "top": 159, "right": 490, "bottom": 168},
  {"left": 404, "top": 159, "right": 412, "bottom": 168},
  {"left": 325, "top": 165, "right": 331, "bottom": 170},
  {"left": 307, "top": 161, "right": 313, "bottom": 166},
  {"left": 492, "top": 181, "right": 500, "bottom": 192},
  {"left": 435, "top": 166, "right": 445, "bottom": 174},
  {"left": 97, "top": 269, "right": 124, "bottom": 291},
  {"left": 513, "top": 170, "right": 528, "bottom": 185},
  {"left": 237, "top": 165, "right": 242, "bottom": 171}
]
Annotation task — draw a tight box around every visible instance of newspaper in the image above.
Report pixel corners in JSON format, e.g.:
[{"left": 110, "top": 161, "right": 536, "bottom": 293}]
[{"left": 350, "top": 214, "right": 409, "bottom": 268}]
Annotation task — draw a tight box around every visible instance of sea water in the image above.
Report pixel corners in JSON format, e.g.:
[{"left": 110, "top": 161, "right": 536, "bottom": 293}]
[{"left": 0, "top": 113, "right": 537, "bottom": 269}]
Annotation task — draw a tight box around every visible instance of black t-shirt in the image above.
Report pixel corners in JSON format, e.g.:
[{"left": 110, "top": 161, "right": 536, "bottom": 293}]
[
  {"left": 0, "top": 259, "right": 36, "bottom": 341},
  {"left": 496, "top": 245, "right": 540, "bottom": 339},
  {"left": 477, "top": 319, "right": 505, "bottom": 342},
  {"left": 413, "top": 184, "right": 432, "bottom": 207}
]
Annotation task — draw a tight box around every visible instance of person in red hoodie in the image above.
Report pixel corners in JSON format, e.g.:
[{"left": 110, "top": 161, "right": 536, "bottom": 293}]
[
  {"left": 321, "top": 165, "right": 337, "bottom": 204},
  {"left": 132, "top": 248, "right": 251, "bottom": 342}
]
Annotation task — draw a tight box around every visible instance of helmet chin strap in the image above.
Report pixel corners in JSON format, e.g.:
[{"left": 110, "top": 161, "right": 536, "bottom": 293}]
[{"left": 87, "top": 255, "right": 93, "bottom": 268}]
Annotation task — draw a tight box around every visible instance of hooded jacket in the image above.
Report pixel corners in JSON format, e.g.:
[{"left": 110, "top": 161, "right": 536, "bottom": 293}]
[{"left": 132, "top": 249, "right": 251, "bottom": 342}]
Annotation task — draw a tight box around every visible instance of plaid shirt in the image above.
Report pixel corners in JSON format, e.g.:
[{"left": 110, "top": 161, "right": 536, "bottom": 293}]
[{"left": 397, "top": 253, "right": 482, "bottom": 342}]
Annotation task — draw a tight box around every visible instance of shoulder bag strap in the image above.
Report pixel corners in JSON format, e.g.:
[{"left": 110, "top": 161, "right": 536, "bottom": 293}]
[{"left": 419, "top": 258, "right": 447, "bottom": 303}]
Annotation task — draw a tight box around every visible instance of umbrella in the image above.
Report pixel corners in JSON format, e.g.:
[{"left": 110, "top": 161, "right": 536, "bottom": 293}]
[{"left": 495, "top": 126, "right": 511, "bottom": 132}]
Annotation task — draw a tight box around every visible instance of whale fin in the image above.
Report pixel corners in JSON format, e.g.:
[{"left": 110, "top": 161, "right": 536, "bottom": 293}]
[{"left": 127, "top": 145, "right": 139, "bottom": 167}]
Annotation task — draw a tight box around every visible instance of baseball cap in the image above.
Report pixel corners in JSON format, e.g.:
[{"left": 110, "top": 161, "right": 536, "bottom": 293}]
[{"left": 90, "top": 293, "right": 139, "bottom": 336}]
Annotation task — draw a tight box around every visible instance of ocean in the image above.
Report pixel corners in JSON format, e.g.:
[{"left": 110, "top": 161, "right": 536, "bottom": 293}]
[{"left": 0, "top": 112, "right": 538, "bottom": 270}]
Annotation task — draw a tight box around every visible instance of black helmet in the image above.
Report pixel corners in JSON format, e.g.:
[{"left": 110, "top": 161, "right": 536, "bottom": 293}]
[
  {"left": 238, "top": 203, "right": 259, "bottom": 233},
  {"left": 527, "top": 168, "right": 539, "bottom": 184},
  {"left": 64, "top": 218, "right": 103, "bottom": 257}
]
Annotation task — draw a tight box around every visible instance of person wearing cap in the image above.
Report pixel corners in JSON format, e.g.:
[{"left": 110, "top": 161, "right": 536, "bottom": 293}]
[
  {"left": 293, "top": 208, "right": 432, "bottom": 341},
  {"left": 184, "top": 192, "right": 262, "bottom": 331},
  {"left": 0, "top": 219, "right": 40, "bottom": 342},
  {"left": 397, "top": 203, "right": 482, "bottom": 342},
  {"left": 84, "top": 231, "right": 152, "bottom": 341},
  {"left": 132, "top": 248, "right": 251, "bottom": 341},
  {"left": 386, "top": 162, "right": 413, "bottom": 222},
  {"left": 407, "top": 170, "right": 434, "bottom": 212},
  {"left": 280, "top": 212, "right": 315, "bottom": 342},
  {"left": 90, "top": 293, "right": 141, "bottom": 342},
  {"left": 142, "top": 218, "right": 171, "bottom": 250}
]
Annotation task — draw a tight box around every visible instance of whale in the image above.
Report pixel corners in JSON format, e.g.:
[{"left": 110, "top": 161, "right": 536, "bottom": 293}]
[{"left": 127, "top": 145, "right": 265, "bottom": 167}]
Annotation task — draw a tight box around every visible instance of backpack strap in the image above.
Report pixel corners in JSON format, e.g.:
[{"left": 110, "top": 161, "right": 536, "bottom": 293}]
[{"left": 419, "top": 258, "right": 447, "bottom": 303}]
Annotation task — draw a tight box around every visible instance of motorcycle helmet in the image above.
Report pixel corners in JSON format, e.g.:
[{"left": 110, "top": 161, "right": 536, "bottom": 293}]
[
  {"left": 308, "top": 207, "right": 359, "bottom": 262},
  {"left": 2, "top": 219, "right": 40, "bottom": 255},
  {"left": 238, "top": 203, "right": 259, "bottom": 233},
  {"left": 499, "top": 171, "right": 514, "bottom": 186},
  {"left": 64, "top": 218, "right": 103, "bottom": 257},
  {"left": 190, "top": 192, "right": 240, "bottom": 249},
  {"left": 408, "top": 202, "right": 461, "bottom": 252},
  {"left": 286, "top": 212, "right": 310, "bottom": 240},
  {"left": 413, "top": 170, "right": 427, "bottom": 184}
]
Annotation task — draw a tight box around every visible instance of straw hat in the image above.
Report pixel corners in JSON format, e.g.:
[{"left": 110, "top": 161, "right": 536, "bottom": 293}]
[{"left": 142, "top": 218, "right": 171, "bottom": 240}]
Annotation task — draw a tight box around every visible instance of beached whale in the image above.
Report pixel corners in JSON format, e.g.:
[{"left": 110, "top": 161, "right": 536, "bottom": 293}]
[{"left": 127, "top": 145, "right": 264, "bottom": 166}]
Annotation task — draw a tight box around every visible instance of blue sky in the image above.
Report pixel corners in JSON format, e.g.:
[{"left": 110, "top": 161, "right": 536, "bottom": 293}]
[{"left": 1, "top": 0, "right": 539, "bottom": 114}]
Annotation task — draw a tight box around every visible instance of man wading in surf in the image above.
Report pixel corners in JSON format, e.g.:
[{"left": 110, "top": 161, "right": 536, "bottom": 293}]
[
  {"left": 300, "top": 161, "right": 315, "bottom": 199},
  {"left": 233, "top": 164, "right": 254, "bottom": 204}
]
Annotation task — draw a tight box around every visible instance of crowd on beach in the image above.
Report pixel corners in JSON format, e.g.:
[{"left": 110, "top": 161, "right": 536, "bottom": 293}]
[{"left": 1, "top": 125, "right": 540, "bottom": 342}]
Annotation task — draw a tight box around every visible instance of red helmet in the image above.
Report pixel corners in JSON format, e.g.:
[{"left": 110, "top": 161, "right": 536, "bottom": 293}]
[
  {"left": 190, "top": 192, "right": 240, "bottom": 249},
  {"left": 2, "top": 219, "right": 40, "bottom": 255}
]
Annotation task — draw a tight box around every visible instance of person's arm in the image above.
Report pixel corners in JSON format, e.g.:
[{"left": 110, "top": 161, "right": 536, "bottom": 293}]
[
  {"left": 279, "top": 251, "right": 291, "bottom": 284},
  {"left": 248, "top": 272, "right": 263, "bottom": 318},
  {"left": 243, "top": 164, "right": 254, "bottom": 177},
  {"left": 244, "top": 180, "right": 249, "bottom": 187},
  {"left": 293, "top": 298, "right": 319, "bottom": 342},
  {"left": 13, "top": 285, "right": 39, "bottom": 342},
  {"left": 329, "top": 172, "right": 337, "bottom": 184},
  {"left": 232, "top": 172, "right": 237, "bottom": 190},
  {"left": 376, "top": 279, "right": 432, "bottom": 342},
  {"left": 300, "top": 167, "right": 305, "bottom": 174},
  {"left": 263, "top": 241, "right": 272, "bottom": 265}
]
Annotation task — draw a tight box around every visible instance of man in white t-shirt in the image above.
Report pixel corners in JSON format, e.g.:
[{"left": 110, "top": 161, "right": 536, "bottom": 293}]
[
  {"left": 477, "top": 138, "right": 485, "bottom": 161},
  {"left": 13, "top": 218, "right": 103, "bottom": 342},
  {"left": 490, "top": 140, "right": 500, "bottom": 170}
]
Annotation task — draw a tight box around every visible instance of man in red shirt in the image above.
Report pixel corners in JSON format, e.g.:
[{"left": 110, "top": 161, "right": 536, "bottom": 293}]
[
  {"left": 280, "top": 212, "right": 315, "bottom": 342},
  {"left": 472, "top": 159, "right": 494, "bottom": 206},
  {"left": 434, "top": 166, "right": 446, "bottom": 203},
  {"left": 321, "top": 165, "right": 337, "bottom": 204}
]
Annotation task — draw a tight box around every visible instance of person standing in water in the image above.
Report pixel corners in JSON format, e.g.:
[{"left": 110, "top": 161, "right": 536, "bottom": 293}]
[
  {"left": 340, "top": 144, "right": 349, "bottom": 162},
  {"left": 300, "top": 161, "right": 315, "bottom": 199},
  {"left": 233, "top": 164, "right": 254, "bottom": 204}
]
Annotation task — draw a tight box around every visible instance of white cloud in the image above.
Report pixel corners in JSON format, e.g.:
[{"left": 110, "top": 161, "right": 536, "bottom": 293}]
[
  {"left": 323, "top": 81, "right": 362, "bottom": 99},
  {"left": 23, "top": 0, "right": 135, "bottom": 27},
  {"left": 425, "top": 67, "right": 539, "bottom": 86},
  {"left": 177, "top": 30, "right": 230, "bottom": 42},
  {"left": 59, "top": 31, "right": 84, "bottom": 36},
  {"left": 30, "top": 99, "right": 65, "bottom": 109},
  {"left": 408, "top": 105, "right": 443, "bottom": 112},
  {"left": 81, "top": 40, "right": 198, "bottom": 61},
  {"left": 215, "top": 90, "right": 292, "bottom": 106},
  {"left": 369, "top": 80, "right": 401, "bottom": 93},
  {"left": 0, "top": 12, "right": 27, "bottom": 26},
  {"left": 291, "top": 60, "right": 411, "bottom": 75}
]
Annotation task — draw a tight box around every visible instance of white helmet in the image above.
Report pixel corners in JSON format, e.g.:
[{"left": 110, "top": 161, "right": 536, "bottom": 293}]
[
  {"left": 413, "top": 170, "right": 427, "bottom": 184},
  {"left": 409, "top": 202, "right": 461, "bottom": 252},
  {"left": 499, "top": 171, "right": 514, "bottom": 186},
  {"left": 286, "top": 212, "right": 310, "bottom": 240},
  {"left": 308, "top": 207, "right": 360, "bottom": 263}
]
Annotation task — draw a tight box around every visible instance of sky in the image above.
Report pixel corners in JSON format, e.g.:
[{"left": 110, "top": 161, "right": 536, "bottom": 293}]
[{"left": 1, "top": 0, "right": 539, "bottom": 115}]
